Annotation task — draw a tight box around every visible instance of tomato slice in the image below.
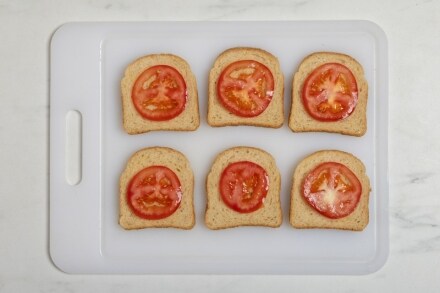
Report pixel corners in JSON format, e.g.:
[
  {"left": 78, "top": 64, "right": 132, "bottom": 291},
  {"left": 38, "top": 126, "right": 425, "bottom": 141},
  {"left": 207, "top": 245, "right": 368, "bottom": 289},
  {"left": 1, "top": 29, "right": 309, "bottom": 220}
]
[
  {"left": 217, "top": 60, "right": 275, "bottom": 117},
  {"left": 127, "top": 166, "right": 182, "bottom": 220},
  {"left": 302, "top": 63, "right": 358, "bottom": 121},
  {"left": 219, "top": 161, "right": 269, "bottom": 213},
  {"left": 302, "top": 162, "right": 362, "bottom": 219},
  {"left": 132, "top": 65, "right": 187, "bottom": 121}
]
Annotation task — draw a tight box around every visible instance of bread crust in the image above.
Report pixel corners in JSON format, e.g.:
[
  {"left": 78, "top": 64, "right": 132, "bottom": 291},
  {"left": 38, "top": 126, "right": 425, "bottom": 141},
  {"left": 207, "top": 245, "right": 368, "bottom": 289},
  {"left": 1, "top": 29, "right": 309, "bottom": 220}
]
[
  {"left": 121, "top": 54, "right": 200, "bottom": 134},
  {"left": 205, "top": 146, "right": 282, "bottom": 229},
  {"left": 288, "top": 52, "right": 368, "bottom": 136},
  {"left": 119, "top": 147, "right": 195, "bottom": 230},
  {"left": 290, "top": 150, "right": 370, "bottom": 231},
  {"left": 208, "top": 47, "right": 284, "bottom": 128}
]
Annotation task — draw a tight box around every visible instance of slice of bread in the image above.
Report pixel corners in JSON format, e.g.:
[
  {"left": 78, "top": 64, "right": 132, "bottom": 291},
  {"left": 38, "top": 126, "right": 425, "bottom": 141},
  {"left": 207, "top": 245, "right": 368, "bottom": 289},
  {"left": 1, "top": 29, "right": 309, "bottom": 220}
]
[
  {"left": 290, "top": 150, "right": 370, "bottom": 231},
  {"left": 208, "top": 47, "right": 284, "bottom": 128},
  {"left": 205, "top": 146, "right": 282, "bottom": 229},
  {"left": 121, "top": 54, "right": 200, "bottom": 134},
  {"left": 119, "top": 147, "right": 195, "bottom": 230},
  {"left": 289, "top": 52, "right": 368, "bottom": 136}
]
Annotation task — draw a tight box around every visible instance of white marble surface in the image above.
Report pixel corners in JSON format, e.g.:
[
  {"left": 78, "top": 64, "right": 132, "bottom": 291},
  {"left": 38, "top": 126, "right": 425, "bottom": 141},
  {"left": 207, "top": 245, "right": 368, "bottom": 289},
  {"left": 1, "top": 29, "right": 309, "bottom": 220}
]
[{"left": 1, "top": 0, "right": 439, "bottom": 291}]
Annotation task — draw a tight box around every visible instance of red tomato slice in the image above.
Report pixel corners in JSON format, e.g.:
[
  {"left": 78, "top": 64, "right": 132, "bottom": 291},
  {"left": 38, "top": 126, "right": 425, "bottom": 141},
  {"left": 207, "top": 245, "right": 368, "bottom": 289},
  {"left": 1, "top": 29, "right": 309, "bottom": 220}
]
[
  {"left": 302, "top": 63, "right": 358, "bottom": 121},
  {"left": 132, "top": 65, "right": 187, "bottom": 121},
  {"left": 127, "top": 166, "right": 182, "bottom": 220},
  {"left": 219, "top": 161, "right": 269, "bottom": 213},
  {"left": 302, "top": 162, "right": 362, "bottom": 219},
  {"left": 217, "top": 60, "right": 275, "bottom": 117}
]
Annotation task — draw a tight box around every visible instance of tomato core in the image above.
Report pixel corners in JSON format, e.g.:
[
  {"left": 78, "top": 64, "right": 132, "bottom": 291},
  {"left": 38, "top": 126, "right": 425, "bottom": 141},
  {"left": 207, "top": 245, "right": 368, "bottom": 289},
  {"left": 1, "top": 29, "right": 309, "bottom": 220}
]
[
  {"left": 302, "top": 63, "right": 358, "bottom": 121},
  {"left": 217, "top": 60, "right": 275, "bottom": 117},
  {"left": 302, "top": 162, "right": 362, "bottom": 219},
  {"left": 219, "top": 161, "right": 269, "bottom": 213},
  {"left": 132, "top": 65, "right": 187, "bottom": 121},
  {"left": 127, "top": 166, "right": 182, "bottom": 220}
]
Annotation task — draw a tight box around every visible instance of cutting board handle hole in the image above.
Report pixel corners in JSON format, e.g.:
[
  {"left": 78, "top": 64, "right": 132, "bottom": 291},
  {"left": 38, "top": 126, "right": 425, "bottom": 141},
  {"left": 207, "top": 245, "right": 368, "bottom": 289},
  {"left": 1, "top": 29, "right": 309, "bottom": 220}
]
[{"left": 65, "top": 110, "right": 82, "bottom": 185}]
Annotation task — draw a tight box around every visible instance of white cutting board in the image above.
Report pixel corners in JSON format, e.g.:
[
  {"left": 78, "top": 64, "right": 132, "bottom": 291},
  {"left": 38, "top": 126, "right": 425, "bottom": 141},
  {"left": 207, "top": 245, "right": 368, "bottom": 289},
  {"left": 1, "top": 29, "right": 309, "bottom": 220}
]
[{"left": 50, "top": 21, "right": 388, "bottom": 274}]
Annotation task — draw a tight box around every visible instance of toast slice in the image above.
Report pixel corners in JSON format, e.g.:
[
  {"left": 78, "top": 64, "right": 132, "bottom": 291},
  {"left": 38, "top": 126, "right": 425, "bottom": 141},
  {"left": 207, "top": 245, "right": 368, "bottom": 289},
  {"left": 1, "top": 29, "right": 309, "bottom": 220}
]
[
  {"left": 290, "top": 150, "right": 370, "bottom": 231},
  {"left": 121, "top": 54, "right": 200, "bottom": 134},
  {"left": 289, "top": 52, "right": 368, "bottom": 136},
  {"left": 205, "top": 146, "right": 282, "bottom": 229},
  {"left": 208, "top": 47, "right": 284, "bottom": 128},
  {"left": 119, "top": 147, "right": 195, "bottom": 230}
]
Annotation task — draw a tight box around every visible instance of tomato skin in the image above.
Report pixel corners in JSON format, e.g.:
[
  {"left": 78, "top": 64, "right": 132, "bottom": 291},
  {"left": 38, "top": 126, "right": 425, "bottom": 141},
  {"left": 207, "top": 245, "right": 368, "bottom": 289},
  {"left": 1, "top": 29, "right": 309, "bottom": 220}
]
[
  {"left": 127, "top": 166, "right": 182, "bottom": 220},
  {"left": 131, "top": 65, "right": 187, "bottom": 121},
  {"left": 217, "top": 60, "right": 275, "bottom": 117},
  {"left": 302, "top": 63, "right": 358, "bottom": 121},
  {"left": 219, "top": 161, "right": 269, "bottom": 213},
  {"left": 302, "top": 162, "right": 362, "bottom": 219}
]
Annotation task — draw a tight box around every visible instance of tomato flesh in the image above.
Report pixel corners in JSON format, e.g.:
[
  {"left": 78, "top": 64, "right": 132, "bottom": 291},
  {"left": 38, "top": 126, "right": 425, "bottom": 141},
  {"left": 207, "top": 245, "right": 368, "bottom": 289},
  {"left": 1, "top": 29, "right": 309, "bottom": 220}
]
[
  {"left": 302, "top": 63, "right": 358, "bottom": 121},
  {"left": 302, "top": 162, "right": 362, "bottom": 219},
  {"left": 132, "top": 65, "right": 187, "bottom": 121},
  {"left": 127, "top": 166, "right": 182, "bottom": 220},
  {"left": 219, "top": 161, "right": 269, "bottom": 213},
  {"left": 217, "top": 60, "right": 274, "bottom": 117}
]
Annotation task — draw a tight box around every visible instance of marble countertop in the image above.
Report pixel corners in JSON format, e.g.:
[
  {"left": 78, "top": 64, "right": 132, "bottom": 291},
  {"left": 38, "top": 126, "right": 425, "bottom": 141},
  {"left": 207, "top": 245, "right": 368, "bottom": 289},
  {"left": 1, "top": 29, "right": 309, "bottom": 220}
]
[{"left": 1, "top": 0, "right": 439, "bottom": 291}]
